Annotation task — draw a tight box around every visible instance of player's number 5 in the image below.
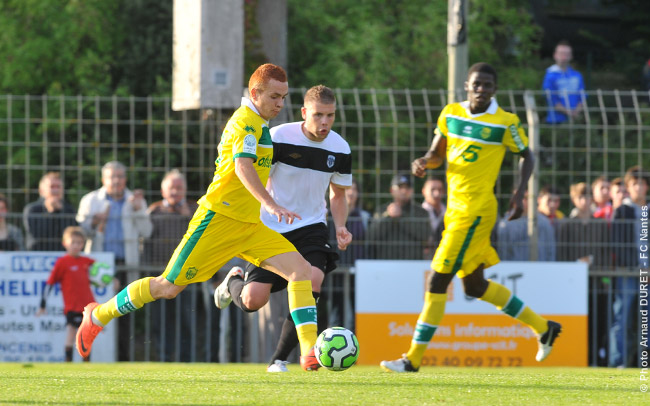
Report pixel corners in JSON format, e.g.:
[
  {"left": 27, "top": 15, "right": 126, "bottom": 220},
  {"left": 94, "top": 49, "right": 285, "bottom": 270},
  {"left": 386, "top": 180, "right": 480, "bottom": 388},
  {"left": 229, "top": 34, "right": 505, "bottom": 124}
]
[{"left": 462, "top": 145, "right": 482, "bottom": 162}]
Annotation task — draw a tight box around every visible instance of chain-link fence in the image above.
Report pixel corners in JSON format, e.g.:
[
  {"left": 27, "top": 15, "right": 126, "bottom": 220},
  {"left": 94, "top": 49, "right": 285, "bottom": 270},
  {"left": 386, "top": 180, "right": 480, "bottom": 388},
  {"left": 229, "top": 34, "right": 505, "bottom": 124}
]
[
  {"left": 1, "top": 89, "right": 648, "bottom": 367},
  {"left": 2, "top": 89, "right": 648, "bottom": 216}
]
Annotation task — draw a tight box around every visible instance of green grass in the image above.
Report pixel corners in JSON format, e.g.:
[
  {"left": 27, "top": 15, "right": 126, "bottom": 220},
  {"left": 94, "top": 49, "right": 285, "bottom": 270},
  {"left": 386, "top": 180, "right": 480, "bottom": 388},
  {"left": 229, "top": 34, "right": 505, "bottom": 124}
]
[{"left": 0, "top": 363, "right": 646, "bottom": 405}]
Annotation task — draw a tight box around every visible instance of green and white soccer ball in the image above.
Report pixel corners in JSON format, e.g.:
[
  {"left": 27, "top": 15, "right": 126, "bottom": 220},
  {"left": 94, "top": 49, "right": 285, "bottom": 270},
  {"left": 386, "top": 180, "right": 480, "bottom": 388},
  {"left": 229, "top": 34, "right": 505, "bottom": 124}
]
[
  {"left": 314, "top": 327, "right": 359, "bottom": 371},
  {"left": 88, "top": 262, "right": 114, "bottom": 287}
]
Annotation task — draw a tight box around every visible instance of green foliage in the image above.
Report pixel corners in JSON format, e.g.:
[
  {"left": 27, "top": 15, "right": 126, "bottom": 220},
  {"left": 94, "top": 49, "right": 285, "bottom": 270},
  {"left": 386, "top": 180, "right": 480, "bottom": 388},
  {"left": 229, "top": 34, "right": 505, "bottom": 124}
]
[
  {"left": 288, "top": 0, "right": 448, "bottom": 89},
  {"left": 287, "top": 0, "right": 543, "bottom": 90},
  {"left": 0, "top": 0, "right": 172, "bottom": 96},
  {"left": 468, "top": 0, "right": 543, "bottom": 89},
  {"left": 244, "top": 0, "right": 268, "bottom": 80}
]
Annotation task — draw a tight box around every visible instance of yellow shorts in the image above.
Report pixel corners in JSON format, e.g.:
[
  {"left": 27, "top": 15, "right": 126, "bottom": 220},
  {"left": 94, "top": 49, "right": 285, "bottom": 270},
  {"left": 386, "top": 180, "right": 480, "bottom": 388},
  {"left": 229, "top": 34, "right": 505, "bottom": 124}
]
[
  {"left": 161, "top": 205, "right": 296, "bottom": 285},
  {"left": 431, "top": 210, "right": 500, "bottom": 278}
]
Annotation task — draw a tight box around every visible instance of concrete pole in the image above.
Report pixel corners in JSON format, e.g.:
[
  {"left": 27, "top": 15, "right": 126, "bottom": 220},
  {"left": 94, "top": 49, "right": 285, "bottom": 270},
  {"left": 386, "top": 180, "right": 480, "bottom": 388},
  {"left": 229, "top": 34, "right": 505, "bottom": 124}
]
[
  {"left": 447, "top": 0, "right": 468, "bottom": 104},
  {"left": 256, "top": 0, "right": 289, "bottom": 126},
  {"left": 524, "top": 91, "right": 540, "bottom": 261}
]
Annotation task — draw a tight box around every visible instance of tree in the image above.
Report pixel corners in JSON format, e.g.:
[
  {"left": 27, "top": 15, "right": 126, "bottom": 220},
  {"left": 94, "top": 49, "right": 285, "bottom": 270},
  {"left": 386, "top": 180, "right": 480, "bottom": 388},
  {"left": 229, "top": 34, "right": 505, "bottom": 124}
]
[
  {"left": 287, "top": 0, "right": 542, "bottom": 90},
  {"left": 0, "top": 0, "right": 172, "bottom": 96}
]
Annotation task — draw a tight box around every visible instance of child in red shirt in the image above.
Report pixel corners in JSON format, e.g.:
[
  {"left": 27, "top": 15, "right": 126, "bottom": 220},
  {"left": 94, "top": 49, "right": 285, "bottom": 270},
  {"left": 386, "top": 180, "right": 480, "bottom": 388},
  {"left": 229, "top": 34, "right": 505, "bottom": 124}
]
[{"left": 37, "top": 226, "right": 95, "bottom": 361}]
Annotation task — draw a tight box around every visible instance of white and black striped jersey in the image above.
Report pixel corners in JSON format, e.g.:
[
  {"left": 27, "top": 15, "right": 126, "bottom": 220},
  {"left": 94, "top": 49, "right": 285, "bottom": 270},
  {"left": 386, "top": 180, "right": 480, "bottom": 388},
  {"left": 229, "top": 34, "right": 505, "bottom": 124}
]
[{"left": 260, "top": 121, "right": 352, "bottom": 233}]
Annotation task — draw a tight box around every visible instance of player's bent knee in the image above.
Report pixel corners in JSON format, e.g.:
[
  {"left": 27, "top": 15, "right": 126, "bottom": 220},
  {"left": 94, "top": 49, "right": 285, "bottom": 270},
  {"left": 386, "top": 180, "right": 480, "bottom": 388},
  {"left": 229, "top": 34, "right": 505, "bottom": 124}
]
[
  {"left": 429, "top": 271, "right": 453, "bottom": 294},
  {"left": 241, "top": 283, "right": 270, "bottom": 311},
  {"left": 241, "top": 295, "right": 265, "bottom": 312},
  {"left": 311, "top": 267, "right": 325, "bottom": 292},
  {"left": 462, "top": 278, "right": 488, "bottom": 298}
]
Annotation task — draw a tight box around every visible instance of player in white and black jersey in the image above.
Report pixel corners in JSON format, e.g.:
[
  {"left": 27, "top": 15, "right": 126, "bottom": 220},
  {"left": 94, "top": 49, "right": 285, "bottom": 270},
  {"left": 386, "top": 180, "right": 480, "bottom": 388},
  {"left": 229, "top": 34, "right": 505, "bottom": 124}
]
[{"left": 214, "top": 85, "right": 353, "bottom": 372}]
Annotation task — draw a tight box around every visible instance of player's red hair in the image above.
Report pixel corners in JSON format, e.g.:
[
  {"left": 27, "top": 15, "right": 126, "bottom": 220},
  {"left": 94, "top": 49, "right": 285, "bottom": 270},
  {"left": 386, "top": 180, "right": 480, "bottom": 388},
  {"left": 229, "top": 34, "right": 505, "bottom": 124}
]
[{"left": 248, "top": 64, "right": 288, "bottom": 94}]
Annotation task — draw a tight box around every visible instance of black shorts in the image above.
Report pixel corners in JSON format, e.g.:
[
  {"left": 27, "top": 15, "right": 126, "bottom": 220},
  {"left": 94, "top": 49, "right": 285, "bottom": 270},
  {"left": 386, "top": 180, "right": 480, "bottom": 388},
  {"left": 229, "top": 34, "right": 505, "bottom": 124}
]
[
  {"left": 66, "top": 311, "right": 84, "bottom": 328},
  {"left": 245, "top": 223, "right": 339, "bottom": 293}
]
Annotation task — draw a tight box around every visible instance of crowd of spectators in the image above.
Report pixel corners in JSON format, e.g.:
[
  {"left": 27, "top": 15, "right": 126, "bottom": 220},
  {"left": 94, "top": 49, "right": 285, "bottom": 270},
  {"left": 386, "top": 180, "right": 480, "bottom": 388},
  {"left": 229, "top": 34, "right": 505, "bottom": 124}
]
[{"left": 1, "top": 160, "right": 646, "bottom": 368}]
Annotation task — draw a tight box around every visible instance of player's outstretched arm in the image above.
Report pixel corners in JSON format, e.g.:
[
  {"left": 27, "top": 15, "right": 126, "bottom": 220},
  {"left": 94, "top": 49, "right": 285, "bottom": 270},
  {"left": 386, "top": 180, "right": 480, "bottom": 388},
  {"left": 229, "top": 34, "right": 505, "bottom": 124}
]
[
  {"left": 330, "top": 183, "right": 352, "bottom": 250},
  {"left": 412, "top": 133, "right": 446, "bottom": 178},
  {"left": 234, "top": 157, "right": 301, "bottom": 224}
]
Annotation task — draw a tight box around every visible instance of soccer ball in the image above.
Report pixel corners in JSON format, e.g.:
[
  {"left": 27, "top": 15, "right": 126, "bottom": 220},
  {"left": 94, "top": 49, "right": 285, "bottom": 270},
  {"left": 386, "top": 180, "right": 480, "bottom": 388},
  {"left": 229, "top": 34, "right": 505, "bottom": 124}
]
[
  {"left": 88, "top": 262, "right": 114, "bottom": 287},
  {"left": 314, "top": 327, "right": 359, "bottom": 371}
]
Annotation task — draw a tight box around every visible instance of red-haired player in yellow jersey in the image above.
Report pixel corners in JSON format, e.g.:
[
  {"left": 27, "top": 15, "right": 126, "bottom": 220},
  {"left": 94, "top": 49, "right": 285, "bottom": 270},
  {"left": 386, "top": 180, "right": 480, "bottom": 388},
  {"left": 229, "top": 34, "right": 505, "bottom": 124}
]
[{"left": 76, "top": 64, "right": 320, "bottom": 370}]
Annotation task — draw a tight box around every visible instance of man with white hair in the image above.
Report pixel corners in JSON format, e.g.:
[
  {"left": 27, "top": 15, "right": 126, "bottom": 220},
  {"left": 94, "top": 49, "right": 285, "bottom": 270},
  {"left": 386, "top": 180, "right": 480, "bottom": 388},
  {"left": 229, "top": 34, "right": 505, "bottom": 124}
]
[{"left": 76, "top": 161, "right": 152, "bottom": 266}]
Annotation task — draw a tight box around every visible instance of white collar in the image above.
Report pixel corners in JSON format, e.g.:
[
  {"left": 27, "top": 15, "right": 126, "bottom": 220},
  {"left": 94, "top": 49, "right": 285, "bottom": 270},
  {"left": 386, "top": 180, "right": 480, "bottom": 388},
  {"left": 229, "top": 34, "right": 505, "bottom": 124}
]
[
  {"left": 240, "top": 97, "right": 268, "bottom": 124},
  {"left": 460, "top": 98, "right": 498, "bottom": 117}
]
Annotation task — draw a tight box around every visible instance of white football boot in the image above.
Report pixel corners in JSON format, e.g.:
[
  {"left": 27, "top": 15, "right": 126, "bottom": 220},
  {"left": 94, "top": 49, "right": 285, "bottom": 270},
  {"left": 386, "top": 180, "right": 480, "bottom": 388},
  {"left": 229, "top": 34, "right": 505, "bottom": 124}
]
[
  {"left": 380, "top": 355, "right": 419, "bottom": 373},
  {"left": 267, "top": 360, "right": 290, "bottom": 373},
  {"left": 536, "top": 320, "right": 562, "bottom": 361},
  {"left": 214, "top": 266, "right": 244, "bottom": 309}
]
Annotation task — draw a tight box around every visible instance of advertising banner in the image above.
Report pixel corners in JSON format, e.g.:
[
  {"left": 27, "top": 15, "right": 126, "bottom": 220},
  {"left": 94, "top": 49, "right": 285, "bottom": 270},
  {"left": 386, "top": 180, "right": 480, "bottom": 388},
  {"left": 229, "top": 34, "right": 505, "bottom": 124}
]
[
  {"left": 356, "top": 260, "right": 588, "bottom": 367},
  {"left": 0, "top": 252, "right": 116, "bottom": 362}
]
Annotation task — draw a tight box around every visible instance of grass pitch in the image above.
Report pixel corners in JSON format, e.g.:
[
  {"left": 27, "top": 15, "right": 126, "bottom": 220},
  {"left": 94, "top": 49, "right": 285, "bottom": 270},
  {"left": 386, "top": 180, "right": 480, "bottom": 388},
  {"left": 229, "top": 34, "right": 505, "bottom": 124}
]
[{"left": 0, "top": 363, "right": 645, "bottom": 405}]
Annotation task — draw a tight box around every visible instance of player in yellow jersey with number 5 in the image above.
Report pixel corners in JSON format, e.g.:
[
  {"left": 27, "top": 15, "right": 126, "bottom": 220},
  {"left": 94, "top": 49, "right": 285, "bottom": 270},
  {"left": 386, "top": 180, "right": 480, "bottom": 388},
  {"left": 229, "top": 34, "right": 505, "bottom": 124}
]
[
  {"left": 76, "top": 64, "right": 320, "bottom": 370},
  {"left": 381, "top": 63, "right": 562, "bottom": 373}
]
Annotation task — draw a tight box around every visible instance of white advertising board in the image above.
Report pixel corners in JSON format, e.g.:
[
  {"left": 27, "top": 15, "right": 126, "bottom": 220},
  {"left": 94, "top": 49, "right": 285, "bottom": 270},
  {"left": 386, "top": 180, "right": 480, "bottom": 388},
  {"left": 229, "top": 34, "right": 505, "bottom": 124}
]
[
  {"left": 0, "top": 252, "right": 116, "bottom": 362},
  {"left": 355, "top": 260, "right": 588, "bottom": 366},
  {"left": 356, "top": 260, "right": 587, "bottom": 315}
]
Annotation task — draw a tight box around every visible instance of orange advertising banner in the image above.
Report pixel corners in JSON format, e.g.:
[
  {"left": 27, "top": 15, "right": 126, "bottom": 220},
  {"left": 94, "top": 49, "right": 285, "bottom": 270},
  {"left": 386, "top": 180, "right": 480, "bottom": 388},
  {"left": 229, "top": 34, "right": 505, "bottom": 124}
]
[
  {"left": 357, "top": 313, "right": 587, "bottom": 367},
  {"left": 355, "top": 260, "right": 588, "bottom": 368}
]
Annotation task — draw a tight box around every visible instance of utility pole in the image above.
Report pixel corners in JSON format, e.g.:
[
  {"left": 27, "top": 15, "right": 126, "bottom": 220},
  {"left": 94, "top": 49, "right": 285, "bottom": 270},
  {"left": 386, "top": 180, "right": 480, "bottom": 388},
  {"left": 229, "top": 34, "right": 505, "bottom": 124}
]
[{"left": 447, "top": 0, "right": 468, "bottom": 104}]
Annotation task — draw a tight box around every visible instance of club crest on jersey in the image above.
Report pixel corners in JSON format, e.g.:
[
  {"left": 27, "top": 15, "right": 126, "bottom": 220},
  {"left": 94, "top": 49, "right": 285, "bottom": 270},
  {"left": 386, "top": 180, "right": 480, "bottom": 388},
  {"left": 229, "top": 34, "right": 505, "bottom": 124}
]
[
  {"left": 327, "top": 155, "right": 335, "bottom": 168},
  {"left": 185, "top": 266, "right": 198, "bottom": 280},
  {"left": 481, "top": 127, "right": 491, "bottom": 139}
]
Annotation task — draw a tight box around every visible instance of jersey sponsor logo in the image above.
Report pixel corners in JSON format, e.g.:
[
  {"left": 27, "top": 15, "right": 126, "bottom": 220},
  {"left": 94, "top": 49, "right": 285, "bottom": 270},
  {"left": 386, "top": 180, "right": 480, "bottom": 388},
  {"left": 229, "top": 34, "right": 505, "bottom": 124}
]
[
  {"left": 257, "top": 156, "right": 272, "bottom": 168},
  {"left": 243, "top": 134, "right": 257, "bottom": 154},
  {"left": 185, "top": 266, "right": 198, "bottom": 280},
  {"left": 244, "top": 125, "right": 256, "bottom": 133},
  {"left": 327, "top": 155, "right": 335, "bottom": 168},
  {"left": 446, "top": 117, "right": 505, "bottom": 144}
]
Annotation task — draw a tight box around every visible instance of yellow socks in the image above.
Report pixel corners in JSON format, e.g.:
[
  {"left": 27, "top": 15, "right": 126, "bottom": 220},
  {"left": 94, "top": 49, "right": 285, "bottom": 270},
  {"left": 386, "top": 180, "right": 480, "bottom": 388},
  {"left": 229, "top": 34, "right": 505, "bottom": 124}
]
[
  {"left": 406, "top": 292, "right": 447, "bottom": 369},
  {"left": 92, "top": 277, "right": 155, "bottom": 326},
  {"left": 287, "top": 280, "right": 317, "bottom": 356},
  {"left": 480, "top": 281, "right": 548, "bottom": 335}
]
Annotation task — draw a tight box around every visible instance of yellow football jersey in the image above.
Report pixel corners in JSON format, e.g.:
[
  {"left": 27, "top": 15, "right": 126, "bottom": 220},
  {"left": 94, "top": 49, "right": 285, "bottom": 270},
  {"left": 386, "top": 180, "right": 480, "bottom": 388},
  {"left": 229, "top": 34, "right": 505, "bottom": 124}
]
[
  {"left": 435, "top": 99, "right": 528, "bottom": 215},
  {"left": 197, "top": 98, "right": 273, "bottom": 223}
]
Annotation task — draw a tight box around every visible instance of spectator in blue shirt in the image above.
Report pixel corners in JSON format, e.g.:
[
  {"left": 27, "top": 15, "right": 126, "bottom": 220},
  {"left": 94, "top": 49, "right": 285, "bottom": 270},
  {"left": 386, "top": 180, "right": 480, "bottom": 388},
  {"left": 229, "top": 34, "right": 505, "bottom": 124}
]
[{"left": 542, "top": 40, "right": 585, "bottom": 124}]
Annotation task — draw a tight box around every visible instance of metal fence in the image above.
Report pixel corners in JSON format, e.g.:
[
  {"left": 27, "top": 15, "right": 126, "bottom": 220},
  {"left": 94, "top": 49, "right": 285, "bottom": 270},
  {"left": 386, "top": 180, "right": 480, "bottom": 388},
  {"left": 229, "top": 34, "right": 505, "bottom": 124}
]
[
  {"left": 1, "top": 89, "right": 648, "bottom": 214},
  {"left": 1, "top": 89, "right": 648, "bottom": 367}
]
